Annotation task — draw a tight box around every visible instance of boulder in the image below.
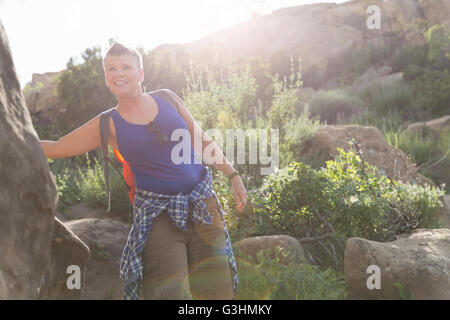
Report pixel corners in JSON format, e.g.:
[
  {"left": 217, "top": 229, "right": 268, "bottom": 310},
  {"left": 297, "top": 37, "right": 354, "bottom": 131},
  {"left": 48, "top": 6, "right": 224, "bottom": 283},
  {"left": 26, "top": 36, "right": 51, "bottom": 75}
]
[
  {"left": 39, "top": 218, "right": 91, "bottom": 299},
  {"left": 233, "top": 235, "right": 308, "bottom": 266},
  {"left": 24, "top": 72, "right": 61, "bottom": 114},
  {"left": 419, "top": 0, "right": 450, "bottom": 27},
  {"left": 65, "top": 218, "right": 130, "bottom": 300},
  {"left": 300, "top": 125, "right": 434, "bottom": 186},
  {"left": 56, "top": 202, "right": 130, "bottom": 224},
  {"left": 406, "top": 115, "right": 450, "bottom": 135},
  {"left": 344, "top": 229, "right": 450, "bottom": 299},
  {"left": 0, "top": 19, "right": 57, "bottom": 299}
]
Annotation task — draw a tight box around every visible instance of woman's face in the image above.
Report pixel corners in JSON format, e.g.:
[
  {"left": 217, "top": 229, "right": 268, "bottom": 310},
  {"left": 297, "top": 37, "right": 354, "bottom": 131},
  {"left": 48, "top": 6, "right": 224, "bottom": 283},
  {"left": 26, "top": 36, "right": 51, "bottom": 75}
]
[{"left": 104, "top": 54, "right": 144, "bottom": 97}]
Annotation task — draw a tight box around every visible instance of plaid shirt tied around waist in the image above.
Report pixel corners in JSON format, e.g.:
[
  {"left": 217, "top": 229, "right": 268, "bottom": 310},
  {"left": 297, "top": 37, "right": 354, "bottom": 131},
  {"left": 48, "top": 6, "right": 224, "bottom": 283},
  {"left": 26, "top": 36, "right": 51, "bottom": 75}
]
[{"left": 119, "top": 165, "right": 238, "bottom": 300}]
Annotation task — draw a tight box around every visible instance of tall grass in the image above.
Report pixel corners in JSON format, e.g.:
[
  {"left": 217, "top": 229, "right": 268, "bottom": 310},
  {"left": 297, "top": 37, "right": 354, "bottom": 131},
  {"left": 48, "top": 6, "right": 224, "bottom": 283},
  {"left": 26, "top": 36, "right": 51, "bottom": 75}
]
[{"left": 234, "top": 248, "right": 348, "bottom": 300}]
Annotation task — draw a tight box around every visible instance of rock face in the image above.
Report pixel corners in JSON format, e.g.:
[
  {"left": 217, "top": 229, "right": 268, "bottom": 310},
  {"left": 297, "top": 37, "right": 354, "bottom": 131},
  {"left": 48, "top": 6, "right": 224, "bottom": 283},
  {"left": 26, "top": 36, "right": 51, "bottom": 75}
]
[
  {"left": 0, "top": 20, "right": 58, "bottom": 299},
  {"left": 233, "top": 235, "right": 308, "bottom": 266},
  {"left": 24, "top": 72, "right": 61, "bottom": 114},
  {"left": 65, "top": 218, "right": 129, "bottom": 300},
  {"left": 300, "top": 125, "right": 433, "bottom": 186},
  {"left": 181, "top": 0, "right": 450, "bottom": 75},
  {"left": 39, "top": 218, "right": 91, "bottom": 299},
  {"left": 1, "top": 20, "right": 91, "bottom": 300},
  {"left": 344, "top": 229, "right": 450, "bottom": 299},
  {"left": 406, "top": 115, "right": 450, "bottom": 135}
]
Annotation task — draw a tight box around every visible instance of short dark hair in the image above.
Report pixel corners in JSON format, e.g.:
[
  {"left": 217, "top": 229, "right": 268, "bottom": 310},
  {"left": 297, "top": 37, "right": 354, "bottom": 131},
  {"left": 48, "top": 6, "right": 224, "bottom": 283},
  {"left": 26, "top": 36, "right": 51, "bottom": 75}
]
[{"left": 103, "top": 42, "right": 143, "bottom": 70}]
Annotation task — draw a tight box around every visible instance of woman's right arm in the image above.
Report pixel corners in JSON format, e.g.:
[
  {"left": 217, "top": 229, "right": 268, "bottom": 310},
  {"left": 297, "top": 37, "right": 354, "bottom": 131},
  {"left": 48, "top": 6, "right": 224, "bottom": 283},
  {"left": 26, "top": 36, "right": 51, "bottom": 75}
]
[{"left": 40, "top": 115, "right": 102, "bottom": 159}]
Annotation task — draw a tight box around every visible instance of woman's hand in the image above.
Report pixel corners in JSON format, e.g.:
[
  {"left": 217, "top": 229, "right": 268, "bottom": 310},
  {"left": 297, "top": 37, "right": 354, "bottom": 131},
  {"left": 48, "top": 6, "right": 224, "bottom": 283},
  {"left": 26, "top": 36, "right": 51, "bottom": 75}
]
[{"left": 230, "top": 175, "right": 247, "bottom": 213}]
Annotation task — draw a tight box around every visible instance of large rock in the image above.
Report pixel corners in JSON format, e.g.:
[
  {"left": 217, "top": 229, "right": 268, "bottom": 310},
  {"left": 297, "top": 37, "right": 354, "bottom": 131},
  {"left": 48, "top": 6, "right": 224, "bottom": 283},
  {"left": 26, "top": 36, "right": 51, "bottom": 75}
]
[
  {"left": 0, "top": 20, "right": 57, "bottom": 299},
  {"left": 406, "top": 115, "right": 450, "bottom": 135},
  {"left": 56, "top": 202, "right": 130, "bottom": 224},
  {"left": 300, "top": 125, "right": 433, "bottom": 186},
  {"left": 66, "top": 218, "right": 129, "bottom": 300},
  {"left": 178, "top": 0, "right": 450, "bottom": 78},
  {"left": 233, "top": 235, "right": 308, "bottom": 266},
  {"left": 39, "top": 218, "right": 91, "bottom": 299},
  {"left": 24, "top": 71, "right": 61, "bottom": 114},
  {"left": 344, "top": 229, "right": 450, "bottom": 299},
  {"left": 442, "top": 195, "right": 450, "bottom": 228}
]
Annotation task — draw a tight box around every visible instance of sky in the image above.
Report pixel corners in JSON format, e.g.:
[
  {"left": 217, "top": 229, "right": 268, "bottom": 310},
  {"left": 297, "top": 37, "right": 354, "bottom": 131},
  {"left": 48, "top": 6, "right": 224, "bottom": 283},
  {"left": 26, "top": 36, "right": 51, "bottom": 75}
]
[{"left": 0, "top": 0, "right": 348, "bottom": 88}]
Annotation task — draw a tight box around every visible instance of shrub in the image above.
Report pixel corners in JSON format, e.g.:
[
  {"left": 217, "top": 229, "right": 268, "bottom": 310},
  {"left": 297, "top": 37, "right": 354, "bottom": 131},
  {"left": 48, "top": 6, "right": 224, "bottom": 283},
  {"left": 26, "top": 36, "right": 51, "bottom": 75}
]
[
  {"left": 234, "top": 247, "right": 348, "bottom": 300},
  {"left": 385, "top": 129, "right": 446, "bottom": 167},
  {"left": 252, "top": 142, "right": 445, "bottom": 270},
  {"left": 74, "top": 151, "right": 132, "bottom": 216},
  {"left": 410, "top": 69, "right": 450, "bottom": 117},
  {"left": 306, "top": 90, "right": 364, "bottom": 124},
  {"left": 51, "top": 151, "right": 132, "bottom": 219},
  {"left": 355, "top": 81, "right": 416, "bottom": 120},
  {"left": 280, "top": 111, "right": 321, "bottom": 168},
  {"left": 385, "top": 128, "right": 450, "bottom": 193},
  {"left": 53, "top": 164, "right": 83, "bottom": 216}
]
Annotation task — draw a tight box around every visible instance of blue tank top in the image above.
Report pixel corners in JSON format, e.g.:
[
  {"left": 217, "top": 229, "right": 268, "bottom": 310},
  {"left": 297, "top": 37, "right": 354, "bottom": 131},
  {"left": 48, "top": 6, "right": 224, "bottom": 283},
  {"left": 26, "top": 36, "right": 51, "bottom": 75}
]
[{"left": 111, "top": 92, "right": 206, "bottom": 195}]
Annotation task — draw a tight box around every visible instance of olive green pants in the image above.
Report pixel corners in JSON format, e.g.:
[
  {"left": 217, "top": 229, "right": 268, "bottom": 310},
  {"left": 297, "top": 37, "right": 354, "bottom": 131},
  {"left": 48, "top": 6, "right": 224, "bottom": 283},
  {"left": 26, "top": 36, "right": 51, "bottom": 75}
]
[{"left": 141, "top": 196, "right": 234, "bottom": 300}]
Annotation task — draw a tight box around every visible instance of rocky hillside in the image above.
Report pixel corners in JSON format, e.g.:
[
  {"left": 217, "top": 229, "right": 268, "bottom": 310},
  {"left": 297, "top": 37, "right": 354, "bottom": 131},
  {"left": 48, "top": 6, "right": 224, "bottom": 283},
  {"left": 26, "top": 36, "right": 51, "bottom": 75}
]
[
  {"left": 170, "top": 0, "right": 450, "bottom": 75},
  {"left": 24, "top": 0, "right": 450, "bottom": 114}
]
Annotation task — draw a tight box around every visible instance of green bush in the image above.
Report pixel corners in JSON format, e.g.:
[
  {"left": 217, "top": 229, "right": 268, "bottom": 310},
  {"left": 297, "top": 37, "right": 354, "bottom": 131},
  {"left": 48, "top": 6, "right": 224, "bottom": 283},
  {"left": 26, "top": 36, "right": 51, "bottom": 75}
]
[
  {"left": 280, "top": 112, "right": 321, "bottom": 168},
  {"left": 53, "top": 164, "right": 83, "bottom": 216},
  {"left": 389, "top": 25, "right": 450, "bottom": 120},
  {"left": 355, "top": 81, "right": 416, "bottom": 120},
  {"left": 392, "top": 43, "right": 428, "bottom": 74},
  {"left": 385, "top": 128, "right": 450, "bottom": 193},
  {"left": 410, "top": 69, "right": 450, "bottom": 117},
  {"left": 324, "top": 39, "right": 396, "bottom": 86},
  {"left": 385, "top": 129, "right": 448, "bottom": 167},
  {"left": 306, "top": 90, "right": 364, "bottom": 124},
  {"left": 51, "top": 151, "right": 132, "bottom": 220},
  {"left": 252, "top": 142, "right": 445, "bottom": 270},
  {"left": 234, "top": 247, "right": 348, "bottom": 300}
]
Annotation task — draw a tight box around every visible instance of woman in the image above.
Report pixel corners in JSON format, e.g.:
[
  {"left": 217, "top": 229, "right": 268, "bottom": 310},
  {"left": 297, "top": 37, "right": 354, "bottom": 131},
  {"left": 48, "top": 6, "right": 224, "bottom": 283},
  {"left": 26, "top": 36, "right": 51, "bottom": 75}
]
[{"left": 40, "top": 42, "right": 247, "bottom": 300}]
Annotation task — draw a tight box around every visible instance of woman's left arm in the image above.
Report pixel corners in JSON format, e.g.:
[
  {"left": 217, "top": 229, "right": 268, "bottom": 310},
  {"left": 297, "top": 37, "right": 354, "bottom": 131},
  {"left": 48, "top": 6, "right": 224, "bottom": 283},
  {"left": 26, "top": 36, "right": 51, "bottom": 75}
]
[{"left": 165, "top": 89, "right": 248, "bottom": 212}]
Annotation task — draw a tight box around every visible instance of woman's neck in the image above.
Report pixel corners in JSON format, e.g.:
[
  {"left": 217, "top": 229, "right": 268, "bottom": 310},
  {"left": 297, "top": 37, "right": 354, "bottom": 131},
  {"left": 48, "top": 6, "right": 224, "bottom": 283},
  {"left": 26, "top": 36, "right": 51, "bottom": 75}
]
[{"left": 116, "top": 91, "right": 147, "bottom": 112}]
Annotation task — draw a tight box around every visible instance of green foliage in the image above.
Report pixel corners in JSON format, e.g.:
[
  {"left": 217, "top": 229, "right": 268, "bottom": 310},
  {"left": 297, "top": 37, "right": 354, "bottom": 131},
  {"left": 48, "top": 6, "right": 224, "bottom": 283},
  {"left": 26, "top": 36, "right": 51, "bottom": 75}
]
[
  {"left": 184, "top": 63, "right": 259, "bottom": 130},
  {"left": 385, "top": 129, "right": 449, "bottom": 168},
  {"left": 391, "top": 25, "right": 450, "bottom": 119},
  {"left": 394, "top": 281, "right": 415, "bottom": 300},
  {"left": 93, "top": 242, "right": 111, "bottom": 261},
  {"left": 306, "top": 89, "right": 364, "bottom": 124},
  {"left": 281, "top": 112, "right": 321, "bottom": 168},
  {"left": 267, "top": 56, "right": 303, "bottom": 131},
  {"left": 392, "top": 43, "right": 428, "bottom": 74},
  {"left": 74, "top": 151, "right": 132, "bottom": 214},
  {"left": 425, "top": 25, "right": 450, "bottom": 69},
  {"left": 56, "top": 46, "right": 116, "bottom": 135},
  {"left": 234, "top": 247, "right": 348, "bottom": 300},
  {"left": 410, "top": 69, "right": 450, "bottom": 117},
  {"left": 50, "top": 150, "right": 132, "bottom": 220},
  {"left": 355, "top": 81, "right": 416, "bottom": 120},
  {"left": 53, "top": 165, "right": 82, "bottom": 215},
  {"left": 23, "top": 80, "right": 44, "bottom": 97},
  {"left": 385, "top": 129, "right": 450, "bottom": 193},
  {"left": 252, "top": 142, "right": 445, "bottom": 270},
  {"left": 324, "top": 39, "right": 397, "bottom": 86}
]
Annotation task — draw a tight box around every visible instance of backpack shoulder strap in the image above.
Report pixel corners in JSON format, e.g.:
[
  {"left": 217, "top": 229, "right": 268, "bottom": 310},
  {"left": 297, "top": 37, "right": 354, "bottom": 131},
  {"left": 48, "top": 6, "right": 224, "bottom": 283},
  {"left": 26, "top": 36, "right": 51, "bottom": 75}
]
[
  {"left": 99, "top": 108, "right": 115, "bottom": 213},
  {"left": 149, "top": 89, "right": 180, "bottom": 114}
]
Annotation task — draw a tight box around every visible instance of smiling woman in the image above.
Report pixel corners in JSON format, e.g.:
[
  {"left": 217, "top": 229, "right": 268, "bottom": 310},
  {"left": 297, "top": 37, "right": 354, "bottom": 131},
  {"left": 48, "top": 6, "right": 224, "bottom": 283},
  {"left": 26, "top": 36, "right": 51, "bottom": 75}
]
[
  {"left": 103, "top": 44, "right": 144, "bottom": 102},
  {"left": 39, "top": 41, "right": 247, "bottom": 301}
]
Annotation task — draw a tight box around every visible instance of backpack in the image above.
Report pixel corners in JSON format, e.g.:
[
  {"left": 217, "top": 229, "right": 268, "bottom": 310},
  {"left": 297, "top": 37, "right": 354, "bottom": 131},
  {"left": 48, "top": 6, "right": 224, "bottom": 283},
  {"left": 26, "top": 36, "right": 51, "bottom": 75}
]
[{"left": 99, "top": 89, "right": 180, "bottom": 212}]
